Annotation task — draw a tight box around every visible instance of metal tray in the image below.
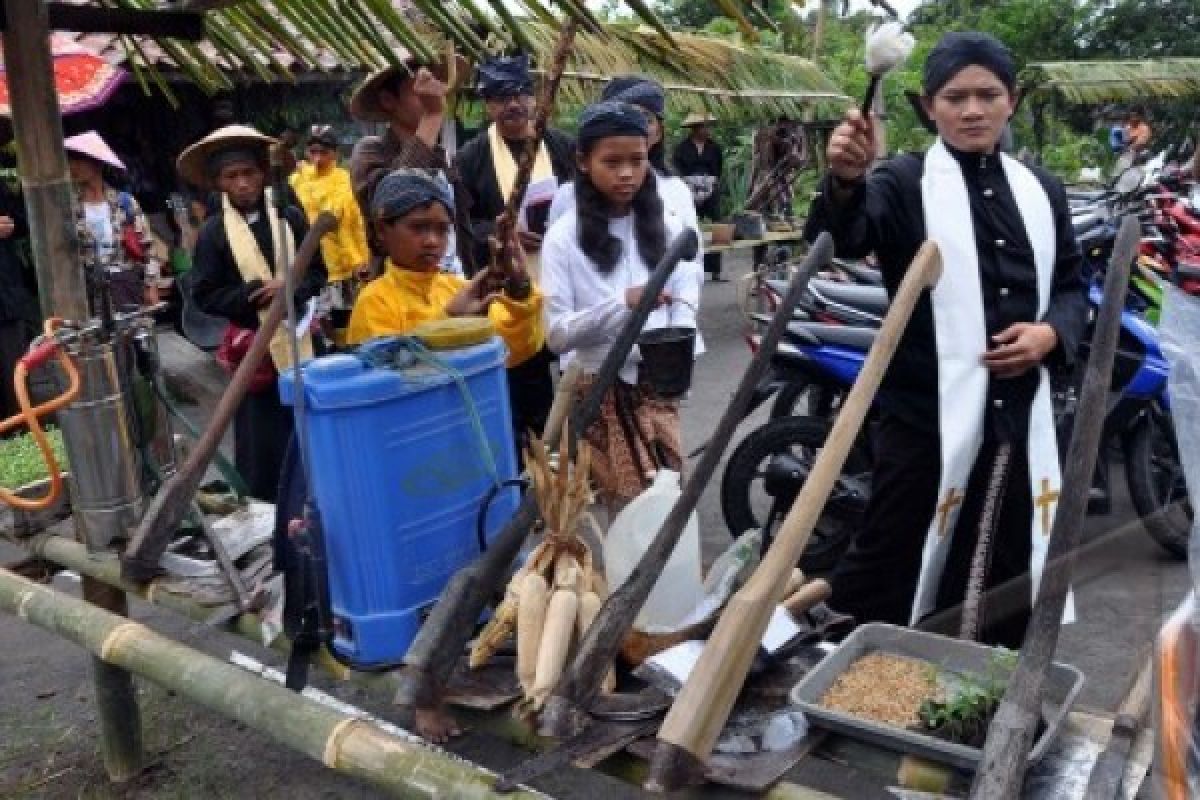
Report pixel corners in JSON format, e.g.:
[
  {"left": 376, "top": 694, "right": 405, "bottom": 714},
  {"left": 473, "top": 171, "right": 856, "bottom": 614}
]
[{"left": 789, "top": 623, "right": 1085, "bottom": 771}]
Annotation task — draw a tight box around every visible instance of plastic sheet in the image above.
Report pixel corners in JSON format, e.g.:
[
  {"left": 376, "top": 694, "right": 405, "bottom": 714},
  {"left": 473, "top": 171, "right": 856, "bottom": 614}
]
[
  {"left": 1154, "top": 286, "right": 1200, "bottom": 800},
  {"left": 1160, "top": 285, "right": 1200, "bottom": 581}
]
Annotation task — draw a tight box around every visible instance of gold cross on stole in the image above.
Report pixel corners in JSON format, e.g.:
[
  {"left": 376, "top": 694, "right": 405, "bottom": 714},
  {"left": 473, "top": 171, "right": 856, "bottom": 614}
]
[
  {"left": 937, "top": 488, "right": 964, "bottom": 538},
  {"left": 1036, "top": 478, "right": 1060, "bottom": 537}
]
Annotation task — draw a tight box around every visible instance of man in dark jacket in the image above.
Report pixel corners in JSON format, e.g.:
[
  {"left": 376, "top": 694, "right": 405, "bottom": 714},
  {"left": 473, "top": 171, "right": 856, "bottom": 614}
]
[
  {"left": 805, "top": 32, "right": 1087, "bottom": 646},
  {"left": 454, "top": 54, "right": 574, "bottom": 277},
  {"left": 180, "top": 125, "right": 326, "bottom": 502}
]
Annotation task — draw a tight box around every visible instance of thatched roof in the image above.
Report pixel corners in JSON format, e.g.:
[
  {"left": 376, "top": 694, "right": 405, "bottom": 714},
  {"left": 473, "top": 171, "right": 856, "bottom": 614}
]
[
  {"left": 528, "top": 25, "right": 850, "bottom": 120},
  {"left": 63, "top": 3, "right": 850, "bottom": 120},
  {"left": 1023, "top": 59, "right": 1200, "bottom": 104}
]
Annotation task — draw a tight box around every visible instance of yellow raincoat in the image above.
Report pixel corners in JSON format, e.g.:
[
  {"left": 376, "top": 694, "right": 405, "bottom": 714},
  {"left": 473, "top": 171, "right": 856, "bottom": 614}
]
[
  {"left": 347, "top": 263, "right": 545, "bottom": 367},
  {"left": 290, "top": 162, "right": 368, "bottom": 282}
]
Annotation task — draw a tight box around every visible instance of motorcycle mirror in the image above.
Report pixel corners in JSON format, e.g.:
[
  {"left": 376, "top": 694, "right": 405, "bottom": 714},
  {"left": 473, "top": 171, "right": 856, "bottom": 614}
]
[{"left": 1115, "top": 166, "right": 1144, "bottom": 195}]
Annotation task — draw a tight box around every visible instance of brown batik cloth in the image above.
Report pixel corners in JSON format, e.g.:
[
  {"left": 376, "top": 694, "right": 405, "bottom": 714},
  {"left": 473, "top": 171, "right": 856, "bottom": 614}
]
[{"left": 576, "top": 374, "right": 683, "bottom": 506}]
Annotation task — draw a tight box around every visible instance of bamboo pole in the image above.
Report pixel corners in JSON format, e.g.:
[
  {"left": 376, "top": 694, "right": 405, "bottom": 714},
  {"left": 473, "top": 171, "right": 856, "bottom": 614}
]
[
  {"left": 0, "top": 567, "right": 546, "bottom": 799},
  {"left": 22, "top": 533, "right": 383, "bottom": 689},
  {"left": 1, "top": 0, "right": 143, "bottom": 781}
]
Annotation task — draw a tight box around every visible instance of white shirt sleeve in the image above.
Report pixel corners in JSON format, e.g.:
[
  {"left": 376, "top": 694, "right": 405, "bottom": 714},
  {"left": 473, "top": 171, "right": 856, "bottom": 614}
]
[
  {"left": 547, "top": 182, "right": 575, "bottom": 230},
  {"left": 541, "top": 220, "right": 631, "bottom": 356}
]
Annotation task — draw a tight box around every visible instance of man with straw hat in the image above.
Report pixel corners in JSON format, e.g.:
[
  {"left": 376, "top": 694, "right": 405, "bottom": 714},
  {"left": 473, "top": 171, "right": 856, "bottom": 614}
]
[
  {"left": 64, "top": 130, "right": 156, "bottom": 310},
  {"left": 673, "top": 112, "right": 724, "bottom": 279},
  {"left": 348, "top": 52, "right": 467, "bottom": 277},
  {"left": 180, "top": 124, "right": 327, "bottom": 503}
]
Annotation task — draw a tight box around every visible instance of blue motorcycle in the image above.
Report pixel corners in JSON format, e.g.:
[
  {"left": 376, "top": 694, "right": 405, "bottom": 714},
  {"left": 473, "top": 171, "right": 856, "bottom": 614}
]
[{"left": 723, "top": 277, "right": 1188, "bottom": 571}]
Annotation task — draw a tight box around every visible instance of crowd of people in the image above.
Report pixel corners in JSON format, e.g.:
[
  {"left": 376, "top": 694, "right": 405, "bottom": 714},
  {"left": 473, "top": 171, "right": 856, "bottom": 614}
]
[{"left": 179, "top": 56, "right": 709, "bottom": 515}]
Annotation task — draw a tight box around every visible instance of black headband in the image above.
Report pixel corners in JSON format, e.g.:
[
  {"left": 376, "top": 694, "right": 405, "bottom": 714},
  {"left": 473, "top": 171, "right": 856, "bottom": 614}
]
[
  {"left": 477, "top": 55, "right": 534, "bottom": 98},
  {"left": 923, "top": 31, "right": 1016, "bottom": 97},
  {"left": 577, "top": 101, "right": 650, "bottom": 149},
  {"left": 602, "top": 75, "right": 666, "bottom": 118},
  {"left": 206, "top": 147, "right": 264, "bottom": 178}
]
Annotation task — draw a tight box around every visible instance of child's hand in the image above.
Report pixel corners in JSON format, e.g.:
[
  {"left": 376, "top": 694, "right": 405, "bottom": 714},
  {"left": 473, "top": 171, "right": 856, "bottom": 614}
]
[
  {"left": 625, "top": 285, "right": 669, "bottom": 310},
  {"left": 447, "top": 269, "right": 501, "bottom": 317}
]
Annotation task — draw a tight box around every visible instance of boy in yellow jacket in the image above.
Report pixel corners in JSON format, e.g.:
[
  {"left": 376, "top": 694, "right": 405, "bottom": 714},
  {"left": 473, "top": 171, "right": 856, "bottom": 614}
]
[
  {"left": 291, "top": 125, "right": 368, "bottom": 341},
  {"left": 348, "top": 170, "right": 546, "bottom": 448}
]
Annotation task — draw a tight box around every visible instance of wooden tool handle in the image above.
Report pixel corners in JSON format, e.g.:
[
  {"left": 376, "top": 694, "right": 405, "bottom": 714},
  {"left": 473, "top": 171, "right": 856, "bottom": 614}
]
[
  {"left": 650, "top": 241, "right": 941, "bottom": 775},
  {"left": 122, "top": 212, "right": 337, "bottom": 583},
  {"left": 782, "top": 578, "right": 831, "bottom": 618},
  {"left": 542, "top": 361, "right": 582, "bottom": 453}
]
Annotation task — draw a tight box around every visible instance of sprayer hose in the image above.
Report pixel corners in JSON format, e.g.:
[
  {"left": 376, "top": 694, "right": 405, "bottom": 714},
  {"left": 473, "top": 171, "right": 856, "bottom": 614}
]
[{"left": 0, "top": 319, "right": 82, "bottom": 511}]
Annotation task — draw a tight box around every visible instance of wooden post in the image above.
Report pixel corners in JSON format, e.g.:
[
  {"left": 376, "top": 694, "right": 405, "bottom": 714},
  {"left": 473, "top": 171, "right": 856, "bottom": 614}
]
[{"left": 1, "top": 0, "right": 142, "bottom": 781}]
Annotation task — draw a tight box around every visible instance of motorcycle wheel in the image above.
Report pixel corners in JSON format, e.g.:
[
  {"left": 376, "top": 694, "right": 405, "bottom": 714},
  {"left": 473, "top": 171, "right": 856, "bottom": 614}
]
[
  {"left": 721, "top": 416, "right": 870, "bottom": 572},
  {"left": 768, "top": 378, "right": 845, "bottom": 421},
  {"left": 1125, "top": 412, "right": 1191, "bottom": 559}
]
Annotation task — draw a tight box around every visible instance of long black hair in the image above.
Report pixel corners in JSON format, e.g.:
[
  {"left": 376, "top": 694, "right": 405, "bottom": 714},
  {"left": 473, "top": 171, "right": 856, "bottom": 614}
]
[{"left": 575, "top": 159, "right": 666, "bottom": 275}]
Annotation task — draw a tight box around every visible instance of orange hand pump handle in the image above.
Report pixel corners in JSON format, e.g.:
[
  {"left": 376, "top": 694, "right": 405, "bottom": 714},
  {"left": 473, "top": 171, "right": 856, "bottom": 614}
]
[{"left": 0, "top": 318, "right": 82, "bottom": 511}]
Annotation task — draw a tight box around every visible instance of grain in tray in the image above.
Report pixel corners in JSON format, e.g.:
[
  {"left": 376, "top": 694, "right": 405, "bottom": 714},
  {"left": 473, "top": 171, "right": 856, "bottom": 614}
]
[{"left": 818, "top": 652, "right": 936, "bottom": 728}]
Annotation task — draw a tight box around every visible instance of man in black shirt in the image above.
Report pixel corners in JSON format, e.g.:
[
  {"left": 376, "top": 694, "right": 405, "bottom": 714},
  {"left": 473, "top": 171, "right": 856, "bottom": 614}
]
[
  {"left": 806, "top": 32, "right": 1087, "bottom": 645},
  {"left": 179, "top": 125, "right": 327, "bottom": 502},
  {"left": 674, "top": 113, "right": 725, "bottom": 279}
]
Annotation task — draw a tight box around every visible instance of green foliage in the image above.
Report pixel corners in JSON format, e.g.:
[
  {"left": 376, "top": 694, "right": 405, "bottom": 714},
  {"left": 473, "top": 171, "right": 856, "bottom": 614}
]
[
  {"left": 918, "top": 649, "right": 1017, "bottom": 743},
  {"left": 720, "top": 129, "right": 755, "bottom": 217},
  {"left": 0, "top": 428, "right": 68, "bottom": 490}
]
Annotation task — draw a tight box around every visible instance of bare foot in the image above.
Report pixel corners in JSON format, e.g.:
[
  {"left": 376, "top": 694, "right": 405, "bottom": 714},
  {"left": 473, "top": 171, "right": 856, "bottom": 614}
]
[{"left": 415, "top": 705, "right": 463, "bottom": 744}]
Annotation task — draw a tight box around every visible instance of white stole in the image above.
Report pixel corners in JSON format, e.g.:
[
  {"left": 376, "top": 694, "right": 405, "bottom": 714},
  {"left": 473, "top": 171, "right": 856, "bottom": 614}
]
[
  {"left": 911, "top": 139, "right": 1069, "bottom": 626},
  {"left": 487, "top": 123, "right": 554, "bottom": 204},
  {"left": 222, "top": 189, "right": 312, "bottom": 370}
]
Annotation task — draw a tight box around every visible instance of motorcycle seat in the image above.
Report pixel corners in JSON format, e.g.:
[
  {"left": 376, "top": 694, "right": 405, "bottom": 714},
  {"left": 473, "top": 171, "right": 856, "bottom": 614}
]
[
  {"left": 810, "top": 279, "right": 890, "bottom": 316},
  {"left": 1077, "top": 227, "right": 1112, "bottom": 248},
  {"left": 788, "top": 321, "right": 877, "bottom": 351},
  {"left": 833, "top": 259, "right": 884, "bottom": 286}
]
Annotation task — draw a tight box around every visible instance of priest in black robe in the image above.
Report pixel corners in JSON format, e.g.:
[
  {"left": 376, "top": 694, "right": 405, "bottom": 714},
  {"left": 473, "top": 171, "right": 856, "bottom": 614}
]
[
  {"left": 805, "top": 32, "right": 1087, "bottom": 646},
  {"left": 181, "top": 126, "right": 327, "bottom": 503}
]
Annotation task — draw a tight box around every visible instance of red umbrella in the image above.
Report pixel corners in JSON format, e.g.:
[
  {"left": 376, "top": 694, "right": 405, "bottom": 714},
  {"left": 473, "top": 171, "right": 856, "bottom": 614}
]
[{"left": 0, "top": 34, "right": 124, "bottom": 117}]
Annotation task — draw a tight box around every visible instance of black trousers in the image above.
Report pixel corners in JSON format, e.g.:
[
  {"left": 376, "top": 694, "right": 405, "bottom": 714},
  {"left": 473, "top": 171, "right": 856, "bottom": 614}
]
[
  {"left": 829, "top": 414, "right": 1033, "bottom": 648},
  {"left": 234, "top": 387, "right": 294, "bottom": 504},
  {"left": 506, "top": 347, "right": 555, "bottom": 453}
]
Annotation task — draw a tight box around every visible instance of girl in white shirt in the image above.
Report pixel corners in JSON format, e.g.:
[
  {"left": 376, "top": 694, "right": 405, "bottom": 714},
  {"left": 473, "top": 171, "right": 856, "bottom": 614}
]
[
  {"left": 541, "top": 101, "right": 702, "bottom": 507},
  {"left": 547, "top": 77, "right": 704, "bottom": 289}
]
